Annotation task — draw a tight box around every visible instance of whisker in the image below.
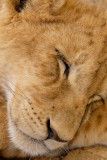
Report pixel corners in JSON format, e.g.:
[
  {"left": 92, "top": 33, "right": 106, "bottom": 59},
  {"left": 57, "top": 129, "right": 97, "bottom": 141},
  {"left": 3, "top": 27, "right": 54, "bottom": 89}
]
[
  {"left": 0, "top": 75, "right": 39, "bottom": 114},
  {"left": 63, "top": 147, "right": 73, "bottom": 159},
  {"left": 11, "top": 109, "right": 27, "bottom": 110},
  {"left": 0, "top": 74, "right": 32, "bottom": 105}
]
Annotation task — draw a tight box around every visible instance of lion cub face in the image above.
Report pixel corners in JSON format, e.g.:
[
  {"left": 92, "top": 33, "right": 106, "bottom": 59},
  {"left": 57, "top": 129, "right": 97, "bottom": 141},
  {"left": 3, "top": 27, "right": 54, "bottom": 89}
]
[{"left": 0, "top": 0, "right": 107, "bottom": 157}]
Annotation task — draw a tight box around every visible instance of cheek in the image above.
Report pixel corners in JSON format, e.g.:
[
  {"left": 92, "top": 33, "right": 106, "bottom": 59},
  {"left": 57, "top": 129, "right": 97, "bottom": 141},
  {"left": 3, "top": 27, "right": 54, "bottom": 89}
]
[
  {"left": 9, "top": 97, "right": 49, "bottom": 140},
  {"left": 68, "top": 66, "right": 93, "bottom": 94},
  {"left": 8, "top": 98, "right": 21, "bottom": 125},
  {"left": 5, "top": 84, "right": 16, "bottom": 109}
]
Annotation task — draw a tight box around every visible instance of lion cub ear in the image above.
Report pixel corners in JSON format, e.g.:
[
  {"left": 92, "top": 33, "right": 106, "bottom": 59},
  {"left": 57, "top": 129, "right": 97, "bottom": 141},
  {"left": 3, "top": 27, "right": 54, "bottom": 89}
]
[{"left": 50, "top": 0, "right": 67, "bottom": 14}]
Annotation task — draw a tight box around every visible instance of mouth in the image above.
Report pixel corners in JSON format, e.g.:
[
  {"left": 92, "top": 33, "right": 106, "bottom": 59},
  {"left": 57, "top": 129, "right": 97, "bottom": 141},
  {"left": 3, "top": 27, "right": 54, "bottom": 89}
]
[
  {"left": 18, "top": 126, "right": 68, "bottom": 151},
  {"left": 9, "top": 118, "right": 68, "bottom": 157}
]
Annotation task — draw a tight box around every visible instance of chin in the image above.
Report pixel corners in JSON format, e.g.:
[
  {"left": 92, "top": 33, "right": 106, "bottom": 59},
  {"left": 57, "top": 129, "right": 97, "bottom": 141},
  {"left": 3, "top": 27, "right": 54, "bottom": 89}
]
[{"left": 8, "top": 118, "right": 67, "bottom": 158}]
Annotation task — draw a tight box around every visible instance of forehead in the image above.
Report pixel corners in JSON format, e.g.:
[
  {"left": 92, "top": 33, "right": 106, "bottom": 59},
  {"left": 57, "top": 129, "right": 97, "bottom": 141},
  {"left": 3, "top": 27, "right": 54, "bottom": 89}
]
[
  {"left": 5, "top": 21, "right": 104, "bottom": 65},
  {"left": 21, "top": 23, "right": 103, "bottom": 60}
]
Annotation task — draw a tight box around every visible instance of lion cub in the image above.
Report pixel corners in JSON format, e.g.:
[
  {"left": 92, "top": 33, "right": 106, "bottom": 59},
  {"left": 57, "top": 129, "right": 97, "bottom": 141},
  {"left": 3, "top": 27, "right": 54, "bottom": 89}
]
[{"left": 0, "top": 0, "right": 107, "bottom": 159}]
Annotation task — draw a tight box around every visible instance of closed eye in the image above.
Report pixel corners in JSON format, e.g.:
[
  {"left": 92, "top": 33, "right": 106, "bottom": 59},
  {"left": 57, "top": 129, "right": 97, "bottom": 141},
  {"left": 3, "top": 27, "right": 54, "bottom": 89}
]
[
  {"left": 63, "top": 60, "right": 70, "bottom": 78},
  {"left": 55, "top": 48, "right": 70, "bottom": 79}
]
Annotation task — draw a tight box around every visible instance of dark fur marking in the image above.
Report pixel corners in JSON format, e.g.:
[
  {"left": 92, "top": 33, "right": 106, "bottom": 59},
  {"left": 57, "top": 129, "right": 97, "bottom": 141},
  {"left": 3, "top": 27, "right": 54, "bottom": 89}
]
[
  {"left": 52, "top": 106, "right": 55, "bottom": 109},
  {"left": 89, "top": 40, "right": 94, "bottom": 45},
  {"left": 85, "top": 32, "right": 93, "bottom": 37},
  {"left": 75, "top": 106, "right": 79, "bottom": 109},
  {"left": 16, "top": 0, "right": 27, "bottom": 12},
  {"left": 104, "top": 127, "right": 107, "bottom": 132},
  {"left": 96, "top": 114, "right": 102, "bottom": 125},
  {"left": 85, "top": 122, "right": 91, "bottom": 132}
]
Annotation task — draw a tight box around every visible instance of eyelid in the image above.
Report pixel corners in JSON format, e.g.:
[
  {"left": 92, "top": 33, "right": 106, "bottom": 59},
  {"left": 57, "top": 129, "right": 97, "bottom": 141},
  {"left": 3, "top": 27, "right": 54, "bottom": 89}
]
[
  {"left": 57, "top": 57, "right": 70, "bottom": 79},
  {"left": 63, "top": 60, "right": 70, "bottom": 78},
  {"left": 55, "top": 48, "right": 70, "bottom": 78},
  {"left": 88, "top": 95, "right": 104, "bottom": 105}
]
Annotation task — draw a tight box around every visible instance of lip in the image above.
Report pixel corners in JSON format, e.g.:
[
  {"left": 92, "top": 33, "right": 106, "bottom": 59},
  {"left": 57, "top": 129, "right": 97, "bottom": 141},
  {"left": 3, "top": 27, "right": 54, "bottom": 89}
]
[
  {"left": 15, "top": 124, "right": 67, "bottom": 148},
  {"left": 16, "top": 126, "right": 68, "bottom": 152},
  {"left": 44, "top": 139, "right": 68, "bottom": 151},
  {"left": 13, "top": 118, "right": 68, "bottom": 143},
  {"left": 20, "top": 127, "right": 67, "bottom": 145}
]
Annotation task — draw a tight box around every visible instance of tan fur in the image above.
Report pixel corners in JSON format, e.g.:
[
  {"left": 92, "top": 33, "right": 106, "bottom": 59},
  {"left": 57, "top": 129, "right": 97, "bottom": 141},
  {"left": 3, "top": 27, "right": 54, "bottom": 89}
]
[{"left": 0, "top": 0, "right": 107, "bottom": 159}]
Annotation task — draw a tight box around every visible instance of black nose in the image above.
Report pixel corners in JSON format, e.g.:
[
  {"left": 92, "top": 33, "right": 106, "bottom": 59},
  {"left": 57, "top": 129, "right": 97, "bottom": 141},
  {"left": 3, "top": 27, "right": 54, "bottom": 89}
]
[{"left": 46, "top": 119, "right": 67, "bottom": 143}]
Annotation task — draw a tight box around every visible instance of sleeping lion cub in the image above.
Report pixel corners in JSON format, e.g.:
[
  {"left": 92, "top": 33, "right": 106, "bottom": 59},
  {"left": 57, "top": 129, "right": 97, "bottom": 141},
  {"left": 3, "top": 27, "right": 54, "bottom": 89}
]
[{"left": 0, "top": 0, "right": 107, "bottom": 159}]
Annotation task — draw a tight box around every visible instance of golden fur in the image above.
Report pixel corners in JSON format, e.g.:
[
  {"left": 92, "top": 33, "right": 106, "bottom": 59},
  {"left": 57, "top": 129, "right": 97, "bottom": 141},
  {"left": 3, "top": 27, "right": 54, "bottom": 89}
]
[{"left": 0, "top": 0, "right": 107, "bottom": 159}]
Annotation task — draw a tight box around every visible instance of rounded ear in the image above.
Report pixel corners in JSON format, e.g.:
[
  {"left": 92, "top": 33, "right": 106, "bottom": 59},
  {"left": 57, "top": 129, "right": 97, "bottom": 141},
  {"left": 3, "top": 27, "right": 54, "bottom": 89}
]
[{"left": 50, "top": 0, "right": 67, "bottom": 14}]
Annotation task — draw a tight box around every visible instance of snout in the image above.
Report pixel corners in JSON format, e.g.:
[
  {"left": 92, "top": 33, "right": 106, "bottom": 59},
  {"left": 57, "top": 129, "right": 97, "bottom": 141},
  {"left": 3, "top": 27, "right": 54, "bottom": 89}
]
[
  {"left": 44, "top": 119, "right": 68, "bottom": 150},
  {"left": 46, "top": 119, "right": 67, "bottom": 143}
]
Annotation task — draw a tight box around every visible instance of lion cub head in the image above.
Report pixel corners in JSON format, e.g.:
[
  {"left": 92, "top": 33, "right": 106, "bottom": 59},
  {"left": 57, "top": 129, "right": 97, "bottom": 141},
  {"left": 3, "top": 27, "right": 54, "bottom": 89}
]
[{"left": 0, "top": 0, "right": 107, "bottom": 157}]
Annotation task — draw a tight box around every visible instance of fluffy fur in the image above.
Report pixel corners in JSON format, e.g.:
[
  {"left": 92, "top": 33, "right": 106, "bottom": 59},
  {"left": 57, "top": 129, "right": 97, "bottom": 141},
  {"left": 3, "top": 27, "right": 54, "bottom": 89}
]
[{"left": 0, "top": 0, "right": 107, "bottom": 159}]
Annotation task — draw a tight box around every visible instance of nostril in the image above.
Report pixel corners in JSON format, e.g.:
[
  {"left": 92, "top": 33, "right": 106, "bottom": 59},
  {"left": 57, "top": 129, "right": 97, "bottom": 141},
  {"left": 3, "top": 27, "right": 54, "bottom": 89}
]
[
  {"left": 47, "top": 119, "right": 54, "bottom": 139},
  {"left": 46, "top": 119, "right": 67, "bottom": 143}
]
